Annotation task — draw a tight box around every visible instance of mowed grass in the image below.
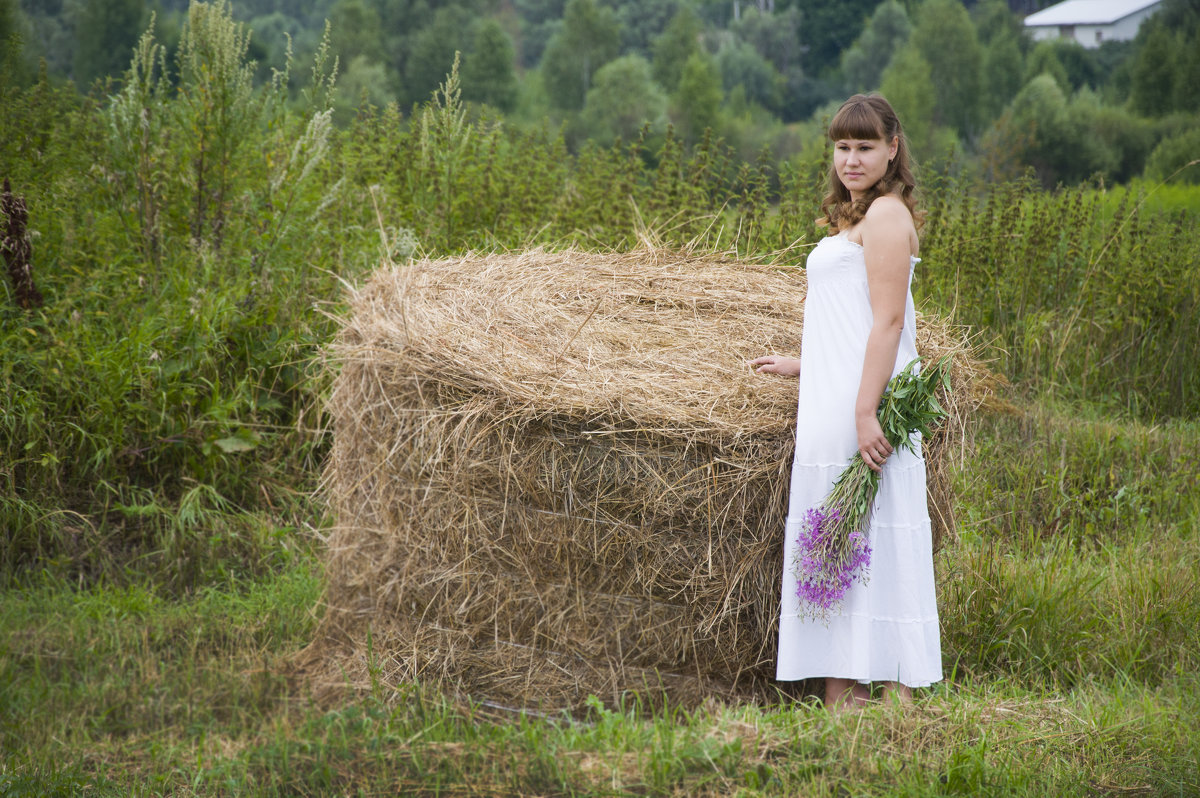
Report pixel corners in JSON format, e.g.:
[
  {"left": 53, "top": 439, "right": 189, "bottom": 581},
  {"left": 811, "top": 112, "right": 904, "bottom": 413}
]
[{"left": 2, "top": 400, "right": 1198, "bottom": 796}]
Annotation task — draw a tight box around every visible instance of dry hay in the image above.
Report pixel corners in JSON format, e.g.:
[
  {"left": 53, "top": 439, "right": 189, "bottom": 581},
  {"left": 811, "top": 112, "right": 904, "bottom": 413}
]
[{"left": 299, "top": 246, "right": 990, "bottom": 713}]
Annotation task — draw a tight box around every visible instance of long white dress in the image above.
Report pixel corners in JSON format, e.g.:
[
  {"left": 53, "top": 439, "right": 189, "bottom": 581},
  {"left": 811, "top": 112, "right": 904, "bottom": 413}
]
[{"left": 775, "top": 230, "right": 942, "bottom": 688}]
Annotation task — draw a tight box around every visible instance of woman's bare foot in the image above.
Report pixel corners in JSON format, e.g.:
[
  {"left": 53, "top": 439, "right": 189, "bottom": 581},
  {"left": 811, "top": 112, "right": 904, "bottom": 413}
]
[
  {"left": 880, "top": 681, "right": 912, "bottom": 705},
  {"left": 825, "top": 678, "right": 871, "bottom": 711}
]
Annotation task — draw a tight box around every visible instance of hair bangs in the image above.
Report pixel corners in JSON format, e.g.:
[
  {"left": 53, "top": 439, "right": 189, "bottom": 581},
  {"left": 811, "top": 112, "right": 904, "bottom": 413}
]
[
  {"left": 828, "top": 100, "right": 885, "bottom": 142},
  {"left": 817, "top": 93, "right": 922, "bottom": 234}
]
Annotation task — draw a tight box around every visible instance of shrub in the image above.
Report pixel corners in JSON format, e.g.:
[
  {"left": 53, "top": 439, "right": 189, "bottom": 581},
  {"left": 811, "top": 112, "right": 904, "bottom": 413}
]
[{"left": 1144, "top": 126, "right": 1200, "bottom": 184}]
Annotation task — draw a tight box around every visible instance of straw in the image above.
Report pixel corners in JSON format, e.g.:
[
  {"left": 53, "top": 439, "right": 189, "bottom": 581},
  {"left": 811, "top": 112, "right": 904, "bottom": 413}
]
[{"left": 297, "top": 246, "right": 991, "bottom": 712}]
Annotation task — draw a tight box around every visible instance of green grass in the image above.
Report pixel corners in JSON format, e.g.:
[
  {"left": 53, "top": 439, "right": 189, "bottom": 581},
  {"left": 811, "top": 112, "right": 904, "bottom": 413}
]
[
  {"left": 938, "top": 402, "right": 1200, "bottom": 694},
  {"left": 1088, "top": 178, "right": 1200, "bottom": 218},
  {"left": 2, "top": 401, "right": 1198, "bottom": 796},
  {"left": 1, "top": 582, "right": 1196, "bottom": 795}
]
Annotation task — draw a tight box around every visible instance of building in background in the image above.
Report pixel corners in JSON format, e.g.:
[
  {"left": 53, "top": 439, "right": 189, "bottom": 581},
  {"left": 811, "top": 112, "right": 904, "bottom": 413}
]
[{"left": 1023, "top": 0, "right": 1163, "bottom": 48}]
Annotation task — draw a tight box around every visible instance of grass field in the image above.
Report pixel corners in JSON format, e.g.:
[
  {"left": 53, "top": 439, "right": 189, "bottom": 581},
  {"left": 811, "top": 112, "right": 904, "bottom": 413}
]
[{"left": 3, "top": 400, "right": 1198, "bottom": 797}]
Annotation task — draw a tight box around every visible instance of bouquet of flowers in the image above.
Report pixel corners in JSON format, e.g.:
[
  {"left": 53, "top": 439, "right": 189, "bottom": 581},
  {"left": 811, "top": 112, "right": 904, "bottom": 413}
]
[{"left": 792, "top": 357, "right": 952, "bottom": 619}]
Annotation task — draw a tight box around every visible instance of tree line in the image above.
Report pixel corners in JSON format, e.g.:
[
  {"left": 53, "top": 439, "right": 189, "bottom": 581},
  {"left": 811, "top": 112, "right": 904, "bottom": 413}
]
[{"left": 2, "top": 0, "right": 1199, "bottom": 187}]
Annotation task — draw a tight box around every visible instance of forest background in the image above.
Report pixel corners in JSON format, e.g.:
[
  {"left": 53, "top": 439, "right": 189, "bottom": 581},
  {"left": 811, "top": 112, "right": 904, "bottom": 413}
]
[
  {"left": 1, "top": 0, "right": 1199, "bottom": 794},
  {"left": 8, "top": 0, "right": 1200, "bottom": 184}
]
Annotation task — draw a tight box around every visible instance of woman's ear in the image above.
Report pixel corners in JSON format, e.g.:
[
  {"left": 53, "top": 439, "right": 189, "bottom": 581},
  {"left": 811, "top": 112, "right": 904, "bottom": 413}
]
[{"left": 889, "top": 136, "right": 899, "bottom": 162}]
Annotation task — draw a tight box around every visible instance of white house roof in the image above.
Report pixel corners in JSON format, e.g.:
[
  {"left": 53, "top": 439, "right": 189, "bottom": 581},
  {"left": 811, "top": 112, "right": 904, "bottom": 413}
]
[{"left": 1024, "top": 0, "right": 1161, "bottom": 26}]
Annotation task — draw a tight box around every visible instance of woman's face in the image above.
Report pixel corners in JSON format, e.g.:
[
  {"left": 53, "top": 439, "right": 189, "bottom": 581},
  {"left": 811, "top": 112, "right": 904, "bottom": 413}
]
[{"left": 834, "top": 136, "right": 897, "bottom": 200}]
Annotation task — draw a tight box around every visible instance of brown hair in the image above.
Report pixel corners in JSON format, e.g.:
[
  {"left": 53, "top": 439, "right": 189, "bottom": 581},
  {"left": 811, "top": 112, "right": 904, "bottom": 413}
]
[{"left": 817, "top": 93, "right": 924, "bottom": 233}]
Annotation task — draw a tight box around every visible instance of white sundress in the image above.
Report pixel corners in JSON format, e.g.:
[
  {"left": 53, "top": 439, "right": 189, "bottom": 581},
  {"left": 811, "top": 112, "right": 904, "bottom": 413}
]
[{"left": 775, "top": 231, "right": 942, "bottom": 688}]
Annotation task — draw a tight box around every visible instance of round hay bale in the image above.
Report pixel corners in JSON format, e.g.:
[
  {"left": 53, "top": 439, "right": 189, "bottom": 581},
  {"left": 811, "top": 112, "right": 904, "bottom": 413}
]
[{"left": 298, "top": 246, "right": 988, "bottom": 712}]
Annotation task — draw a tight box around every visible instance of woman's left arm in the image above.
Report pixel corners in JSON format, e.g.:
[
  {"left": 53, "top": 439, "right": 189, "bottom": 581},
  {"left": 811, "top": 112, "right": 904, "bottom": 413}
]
[{"left": 855, "top": 198, "right": 916, "bottom": 472}]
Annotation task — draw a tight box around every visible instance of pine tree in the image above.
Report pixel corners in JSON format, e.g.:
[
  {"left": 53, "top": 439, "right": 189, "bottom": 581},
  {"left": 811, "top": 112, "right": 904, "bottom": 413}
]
[
  {"left": 404, "top": 6, "right": 475, "bottom": 107},
  {"left": 614, "top": 0, "right": 684, "bottom": 57},
  {"left": 73, "top": 0, "right": 146, "bottom": 85},
  {"left": 731, "top": 6, "right": 802, "bottom": 77},
  {"left": 910, "top": 0, "right": 983, "bottom": 138},
  {"left": 651, "top": 6, "right": 701, "bottom": 93},
  {"left": 672, "top": 51, "right": 721, "bottom": 144},
  {"left": 840, "top": 0, "right": 911, "bottom": 92},
  {"left": 328, "top": 0, "right": 385, "bottom": 65},
  {"left": 1130, "top": 22, "right": 1176, "bottom": 116},
  {"left": 462, "top": 19, "right": 518, "bottom": 112},
  {"left": 981, "top": 28, "right": 1024, "bottom": 120},
  {"left": 0, "top": 0, "right": 29, "bottom": 83},
  {"left": 972, "top": 0, "right": 1023, "bottom": 45},
  {"left": 0, "top": 0, "right": 17, "bottom": 56},
  {"left": 540, "top": 0, "right": 620, "bottom": 110},
  {"left": 1172, "top": 29, "right": 1200, "bottom": 114},
  {"left": 799, "top": 0, "right": 885, "bottom": 75},
  {"left": 880, "top": 44, "right": 934, "bottom": 156}
]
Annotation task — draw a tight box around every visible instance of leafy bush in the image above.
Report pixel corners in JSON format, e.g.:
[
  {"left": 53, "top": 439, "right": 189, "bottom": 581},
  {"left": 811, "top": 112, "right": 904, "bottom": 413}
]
[
  {"left": 0, "top": 3, "right": 339, "bottom": 588},
  {"left": 1144, "top": 127, "right": 1200, "bottom": 184}
]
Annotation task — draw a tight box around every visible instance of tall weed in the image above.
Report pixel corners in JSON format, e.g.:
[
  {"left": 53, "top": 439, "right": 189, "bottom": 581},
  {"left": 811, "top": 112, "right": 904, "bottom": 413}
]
[
  {"left": 940, "top": 403, "right": 1200, "bottom": 687},
  {"left": 0, "top": 3, "right": 339, "bottom": 587},
  {"left": 918, "top": 176, "right": 1200, "bottom": 417}
]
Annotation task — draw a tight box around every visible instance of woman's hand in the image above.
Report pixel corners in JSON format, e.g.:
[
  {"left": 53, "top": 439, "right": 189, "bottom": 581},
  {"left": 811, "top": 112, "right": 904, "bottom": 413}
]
[
  {"left": 856, "top": 411, "right": 894, "bottom": 473},
  {"left": 749, "top": 355, "right": 801, "bottom": 377}
]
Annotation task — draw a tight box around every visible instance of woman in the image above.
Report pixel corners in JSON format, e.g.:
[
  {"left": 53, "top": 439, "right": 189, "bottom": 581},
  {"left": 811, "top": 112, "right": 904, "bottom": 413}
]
[{"left": 750, "top": 94, "right": 941, "bottom": 710}]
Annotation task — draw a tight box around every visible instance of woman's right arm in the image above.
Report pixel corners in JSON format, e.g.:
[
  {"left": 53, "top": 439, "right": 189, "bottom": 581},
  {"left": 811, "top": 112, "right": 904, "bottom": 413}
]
[{"left": 854, "top": 197, "right": 915, "bottom": 472}]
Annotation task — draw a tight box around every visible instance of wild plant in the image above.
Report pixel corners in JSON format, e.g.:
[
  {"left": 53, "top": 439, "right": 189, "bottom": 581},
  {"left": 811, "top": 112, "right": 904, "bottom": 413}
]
[
  {"left": 0, "top": 1, "right": 344, "bottom": 588},
  {"left": 917, "top": 177, "right": 1200, "bottom": 417},
  {"left": 897, "top": 385, "right": 1200, "bottom": 701},
  {"left": 1, "top": 177, "right": 41, "bottom": 308},
  {"left": 416, "top": 53, "right": 472, "bottom": 248},
  {"left": 103, "top": 19, "right": 169, "bottom": 277},
  {"left": 174, "top": 0, "right": 259, "bottom": 249}
]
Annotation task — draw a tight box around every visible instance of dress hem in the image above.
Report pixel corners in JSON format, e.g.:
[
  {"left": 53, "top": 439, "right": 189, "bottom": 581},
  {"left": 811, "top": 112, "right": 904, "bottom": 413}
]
[{"left": 774, "top": 673, "right": 943, "bottom": 689}]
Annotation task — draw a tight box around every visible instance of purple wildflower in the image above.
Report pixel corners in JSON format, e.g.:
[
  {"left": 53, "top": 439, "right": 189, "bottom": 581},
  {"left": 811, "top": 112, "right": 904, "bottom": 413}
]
[
  {"left": 792, "top": 501, "right": 872, "bottom": 617},
  {"left": 789, "top": 358, "right": 950, "bottom": 620}
]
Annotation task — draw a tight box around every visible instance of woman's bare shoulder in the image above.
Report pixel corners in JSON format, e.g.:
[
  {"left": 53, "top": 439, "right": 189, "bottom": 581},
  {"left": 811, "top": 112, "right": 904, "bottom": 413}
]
[
  {"left": 864, "top": 194, "right": 911, "bottom": 223},
  {"left": 863, "top": 195, "right": 916, "bottom": 236},
  {"left": 861, "top": 194, "right": 918, "bottom": 255}
]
